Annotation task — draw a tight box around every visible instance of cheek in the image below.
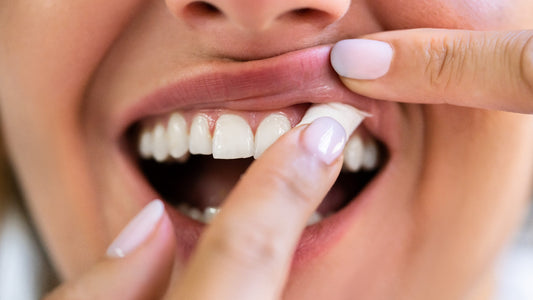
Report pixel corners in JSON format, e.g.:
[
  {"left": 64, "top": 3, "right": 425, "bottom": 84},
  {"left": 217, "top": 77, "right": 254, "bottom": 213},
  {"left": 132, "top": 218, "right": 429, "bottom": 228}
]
[
  {"left": 369, "top": 0, "right": 516, "bottom": 30},
  {"left": 0, "top": 0, "right": 148, "bottom": 277},
  {"left": 417, "top": 108, "right": 533, "bottom": 285}
]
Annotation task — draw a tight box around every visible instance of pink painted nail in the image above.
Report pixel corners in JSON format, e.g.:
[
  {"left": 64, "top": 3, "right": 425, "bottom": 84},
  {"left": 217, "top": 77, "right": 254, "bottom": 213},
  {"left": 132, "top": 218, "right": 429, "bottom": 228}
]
[
  {"left": 106, "top": 200, "right": 165, "bottom": 258},
  {"left": 302, "top": 117, "right": 347, "bottom": 165},
  {"left": 330, "top": 39, "right": 393, "bottom": 80}
]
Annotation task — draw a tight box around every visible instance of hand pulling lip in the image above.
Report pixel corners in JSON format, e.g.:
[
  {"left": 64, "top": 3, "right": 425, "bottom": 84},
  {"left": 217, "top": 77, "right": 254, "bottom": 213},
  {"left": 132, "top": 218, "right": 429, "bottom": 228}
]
[{"left": 114, "top": 44, "right": 378, "bottom": 139}]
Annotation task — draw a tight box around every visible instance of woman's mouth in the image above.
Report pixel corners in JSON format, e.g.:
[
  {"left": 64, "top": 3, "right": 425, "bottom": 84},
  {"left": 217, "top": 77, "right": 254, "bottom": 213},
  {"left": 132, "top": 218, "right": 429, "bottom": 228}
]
[
  {"left": 130, "top": 104, "right": 384, "bottom": 225},
  {"left": 115, "top": 44, "right": 400, "bottom": 261}
]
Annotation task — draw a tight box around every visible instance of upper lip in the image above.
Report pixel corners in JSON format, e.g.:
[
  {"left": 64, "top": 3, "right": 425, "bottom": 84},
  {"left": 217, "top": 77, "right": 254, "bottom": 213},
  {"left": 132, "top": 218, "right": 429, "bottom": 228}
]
[{"left": 115, "top": 44, "right": 379, "bottom": 138}]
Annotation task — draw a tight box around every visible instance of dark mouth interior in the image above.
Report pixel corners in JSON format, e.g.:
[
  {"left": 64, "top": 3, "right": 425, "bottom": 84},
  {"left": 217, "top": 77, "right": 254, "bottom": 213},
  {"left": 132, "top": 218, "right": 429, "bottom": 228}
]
[{"left": 138, "top": 154, "right": 381, "bottom": 216}]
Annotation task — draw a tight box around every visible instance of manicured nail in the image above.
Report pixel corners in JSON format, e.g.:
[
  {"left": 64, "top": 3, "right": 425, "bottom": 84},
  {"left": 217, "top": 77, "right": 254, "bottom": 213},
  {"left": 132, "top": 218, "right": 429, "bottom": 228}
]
[
  {"left": 330, "top": 39, "right": 393, "bottom": 80},
  {"left": 302, "top": 117, "right": 347, "bottom": 165},
  {"left": 106, "top": 200, "right": 165, "bottom": 258}
]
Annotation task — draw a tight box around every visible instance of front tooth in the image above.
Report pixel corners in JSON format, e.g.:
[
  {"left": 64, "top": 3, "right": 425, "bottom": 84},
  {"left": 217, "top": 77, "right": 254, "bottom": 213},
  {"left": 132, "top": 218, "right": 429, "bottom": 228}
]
[
  {"left": 152, "top": 123, "right": 169, "bottom": 162},
  {"left": 298, "top": 103, "right": 368, "bottom": 138},
  {"left": 139, "top": 127, "right": 153, "bottom": 159},
  {"left": 362, "top": 139, "right": 379, "bottom": 170},
  {"left": 254, "top": 113, "right": 291, "bottom": 159},
  {"left": 167, "top": 113, "right": 189, "bottom": 159},
  {"left": 306, "top": 212, "right": 323, "bottom": 226},
  {"left": 343, "top": 133, "right": 364, "bottom": 172},
  {"left": 189, "top": 114, "right": 212, "bottom": 155},
  {"left": 213, "top": 114, "right": 254, "bottom": 159}
]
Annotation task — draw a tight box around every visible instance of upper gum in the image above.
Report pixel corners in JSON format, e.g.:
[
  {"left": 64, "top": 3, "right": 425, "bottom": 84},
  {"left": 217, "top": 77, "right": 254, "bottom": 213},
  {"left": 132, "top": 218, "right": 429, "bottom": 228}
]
[{"left": 141, "top": 104, "right": 309, "bottom": 134}]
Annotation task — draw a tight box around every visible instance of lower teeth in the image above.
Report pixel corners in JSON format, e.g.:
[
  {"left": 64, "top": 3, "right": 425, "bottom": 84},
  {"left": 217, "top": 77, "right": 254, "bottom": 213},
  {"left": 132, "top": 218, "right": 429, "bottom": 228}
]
[
  {"left": 139, "top": 153, "right": 380, "bottom": 227},
  {"left": 177, "top": 202, "right": 323, "bottom": 226},
  {"left": 307, "top": 212, "right": 324, "bottom": 226},
  {"left": 177, "top": 203, "right": 220, "bottom": 224}
]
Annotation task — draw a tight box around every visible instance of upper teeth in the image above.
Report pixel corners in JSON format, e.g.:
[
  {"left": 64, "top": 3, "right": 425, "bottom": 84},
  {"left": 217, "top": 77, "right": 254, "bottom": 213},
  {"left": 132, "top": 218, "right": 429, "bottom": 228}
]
[
  {"left": 254, "top": 113, "right": 292, "bottom": 158},
  {"left": 189, "top": 115, "right": 212, "bottom": 155},
  {"left": 137, "top": 103, "right": 379, "bottom": 171},
  {"left": 342, "top": 133, "right": 379, "bottom": 172},
  {"left": 152, "top": 123, "right": 169, "bottom": 162},
  {"left": 213, "top": 114, "right": 255, "bottom": 159}
]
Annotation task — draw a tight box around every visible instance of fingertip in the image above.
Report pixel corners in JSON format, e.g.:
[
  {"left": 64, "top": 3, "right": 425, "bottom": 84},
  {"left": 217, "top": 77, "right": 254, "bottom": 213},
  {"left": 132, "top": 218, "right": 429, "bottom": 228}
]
[
  {"left": 106, "top": 199, "right": 166, "bottom": 258},
  {"left": 301, "top": 117, "right": 347, "bottom": 165},
  {"left": 104, "top": 204, "right": 176, "bottom": 299},
  {"left": 46, "top": 203, "right": 176, "bottom": 300},
  {"left": 330, "top": 39, "right": 393, "bottom": 80}
]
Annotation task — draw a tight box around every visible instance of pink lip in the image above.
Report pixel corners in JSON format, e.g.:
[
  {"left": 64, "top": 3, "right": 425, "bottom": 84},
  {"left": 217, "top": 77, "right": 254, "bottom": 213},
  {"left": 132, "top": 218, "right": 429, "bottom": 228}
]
[{"left": 114, "top": 44, "right": 403, "bottom": 264}]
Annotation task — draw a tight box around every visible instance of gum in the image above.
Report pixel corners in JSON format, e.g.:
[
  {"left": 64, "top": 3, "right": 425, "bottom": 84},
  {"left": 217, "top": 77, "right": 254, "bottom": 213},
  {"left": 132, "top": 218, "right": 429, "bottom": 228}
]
[{"left": 139, "top": 103, "right": 309, "bottom": 135}]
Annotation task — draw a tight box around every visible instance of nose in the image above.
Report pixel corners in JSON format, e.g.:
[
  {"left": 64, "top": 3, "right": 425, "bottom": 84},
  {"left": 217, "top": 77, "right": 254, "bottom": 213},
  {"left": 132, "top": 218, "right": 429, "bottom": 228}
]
[{"left": 166, "top": 0, "right": 350, "bottom": 32}]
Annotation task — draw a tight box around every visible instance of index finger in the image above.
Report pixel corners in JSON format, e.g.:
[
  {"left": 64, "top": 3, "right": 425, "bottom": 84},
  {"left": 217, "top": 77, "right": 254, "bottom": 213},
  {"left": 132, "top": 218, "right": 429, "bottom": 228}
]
[
  {"left": 166, "top": 117, "right": 347, "bottom": 300},
  {"left": 330, "top": 29, "right": 533, "bottom": 113}
]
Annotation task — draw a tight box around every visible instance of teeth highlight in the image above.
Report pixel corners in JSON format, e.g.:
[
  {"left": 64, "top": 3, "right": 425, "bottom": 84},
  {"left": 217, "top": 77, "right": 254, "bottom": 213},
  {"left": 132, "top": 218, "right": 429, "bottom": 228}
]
[
  {"left": 254, "top": 113, "right": 291, "bottom": 159},
  {"left": 167, "top": 113, "right": 189, "bottom": 159},
  {"left": 297, "top": 103, "right": 368, "bottom": 138},
  {"left": 213, "top": 114, "right": 254, "bottom": 159},
  {"left": 189, "top": 114, "right": 212, "bottom": 155}
]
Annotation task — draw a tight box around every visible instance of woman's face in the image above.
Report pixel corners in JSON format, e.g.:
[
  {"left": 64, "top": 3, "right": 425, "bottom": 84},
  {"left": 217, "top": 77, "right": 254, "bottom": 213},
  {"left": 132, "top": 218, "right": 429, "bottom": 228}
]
[{"left": 1, "top": 0, "right": 533, "bottom": 298}]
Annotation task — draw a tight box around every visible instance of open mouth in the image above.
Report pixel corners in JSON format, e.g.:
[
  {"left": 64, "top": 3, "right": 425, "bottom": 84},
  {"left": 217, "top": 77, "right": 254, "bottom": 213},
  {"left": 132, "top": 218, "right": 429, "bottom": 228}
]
[
  {"left": 114, "top": 45, "right": 397, "bottom": 260},
  {"left": 127, "top": 103, "right": 386, "bottom": 226}
]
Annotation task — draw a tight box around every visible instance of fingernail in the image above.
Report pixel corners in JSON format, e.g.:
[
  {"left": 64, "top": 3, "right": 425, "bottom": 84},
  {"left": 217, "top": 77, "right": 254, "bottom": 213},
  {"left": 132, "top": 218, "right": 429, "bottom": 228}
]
[
  {"left": 330, "top": 39, "right": 393, "bottom": 80},
  {"left": 106, "top": 199, "right": 165, "bottom": 258},
  {"left": 302, "top": 117, "right": 347, "bottom": 165}
]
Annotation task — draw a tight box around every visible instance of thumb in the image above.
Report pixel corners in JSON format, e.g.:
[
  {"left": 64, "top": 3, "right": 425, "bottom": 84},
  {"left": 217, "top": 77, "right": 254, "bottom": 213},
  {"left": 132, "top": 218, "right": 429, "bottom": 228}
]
[
  {"left": 45, "top": 200, "right": 176, "bottom": 300},
  {"left": 330, "top": 29, "right": 533, "bottom": 113}
]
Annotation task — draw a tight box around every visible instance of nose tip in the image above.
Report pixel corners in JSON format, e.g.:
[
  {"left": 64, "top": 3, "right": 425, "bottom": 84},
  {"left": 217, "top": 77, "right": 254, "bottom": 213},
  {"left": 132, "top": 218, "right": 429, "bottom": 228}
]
[{"left": 167, "top": 0, "right": 350, "bottom": 31}]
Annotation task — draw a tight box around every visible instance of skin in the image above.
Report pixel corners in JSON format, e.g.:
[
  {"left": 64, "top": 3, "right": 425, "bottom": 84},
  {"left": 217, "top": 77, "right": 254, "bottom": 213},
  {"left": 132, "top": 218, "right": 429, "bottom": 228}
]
[{"left": 1, "top": 0, "right": 533, "bottom": 299}]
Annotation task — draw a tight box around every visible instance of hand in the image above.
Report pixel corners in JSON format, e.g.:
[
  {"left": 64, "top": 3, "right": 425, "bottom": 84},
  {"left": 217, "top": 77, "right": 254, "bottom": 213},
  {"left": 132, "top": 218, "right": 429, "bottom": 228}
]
[
  {"left": 330, "top": 29, "right": 533, "bottom": 113},
  {"left": 45, "top": 117, "right": 347, "bottom": 300}
]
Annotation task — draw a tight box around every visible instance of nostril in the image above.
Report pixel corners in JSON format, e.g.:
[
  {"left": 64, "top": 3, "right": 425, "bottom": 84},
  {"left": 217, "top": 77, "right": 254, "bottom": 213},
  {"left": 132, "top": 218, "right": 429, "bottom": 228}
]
[
  {"left": 284, "top": 7, "right": 332, "bottom": 24},
  {"left": 185, "top": 1, "right": 222, "bottom": 18},
  {"left": 292, "top": 8, "right": 316, "bottom": 16},
  {"left": 172, "top": 0, "right": 350, "bottom": 32}
]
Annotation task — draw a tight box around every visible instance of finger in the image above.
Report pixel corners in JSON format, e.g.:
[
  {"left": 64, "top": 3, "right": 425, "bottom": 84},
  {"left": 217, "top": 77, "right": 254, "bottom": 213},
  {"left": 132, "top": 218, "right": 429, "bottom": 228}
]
[
  {"left": 45, "top": 200, "right": 176, "bottom": 300},
  {"left": 330, "top": 29, "right": 533, "bottom": 113},
  {"left": 167, "top": 117, "right": 347, "bottom": 300}
]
